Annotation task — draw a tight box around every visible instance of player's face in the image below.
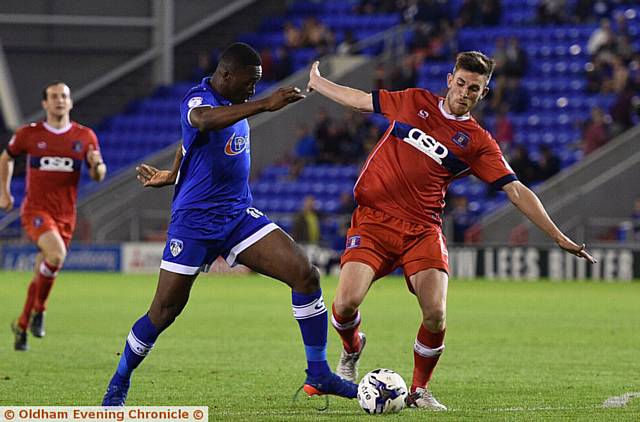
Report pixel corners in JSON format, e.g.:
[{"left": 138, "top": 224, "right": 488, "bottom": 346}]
[
  {"left": 445, "top": 69, "right": 489, "bottom": 116},
  {"left": 42, "top": 84, "right": 73, "bottom": 118},
  {"left": 227, "top": 65, "right": 262, "bottom": 104}
]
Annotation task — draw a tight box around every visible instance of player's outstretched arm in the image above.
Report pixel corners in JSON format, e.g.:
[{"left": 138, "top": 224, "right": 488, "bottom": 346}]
[
  {"left": 190, "top": 86, "right": 305, "bottom": 132},
  {"left": 307, "top": 61, "right": 373, "bottom": 112},
  {"left": 87, "top": 144, "right": 107, "bottom": 182},
  {"left": 0, "top": 149, "right": 15, "bottom": 212},
  {"left": 136, "top": 144, "right": 182, "bottom": 188},
  {"left": 503, "top": 180, "right": 596, "bottom": 263}
]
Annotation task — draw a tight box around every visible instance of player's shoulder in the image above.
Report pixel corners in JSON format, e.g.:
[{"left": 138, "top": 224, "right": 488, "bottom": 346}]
[{"left": 15, "top": 122, "right": 42, "bottom": 135}]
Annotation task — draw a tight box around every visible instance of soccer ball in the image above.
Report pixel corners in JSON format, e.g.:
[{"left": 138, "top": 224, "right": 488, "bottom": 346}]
[{"left": 357, "top": 368, "right": 408, "bottom": 414}]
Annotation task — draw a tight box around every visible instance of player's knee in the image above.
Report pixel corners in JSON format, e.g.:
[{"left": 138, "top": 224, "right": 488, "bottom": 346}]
[
  {"left": 148, "top": 303, "right": 182, "bottom": 331},
  {"left": 422, "top": 307, "right": 446, "bottom": 332},
  {"left": 45, "top": 250, "right": 66, "bottom": 268},
  {"left": 297, "top": 264, "right": 320, "bottom": 291},
  {"left": 332, "top": 297, "right": 359, "bottom": 318}
]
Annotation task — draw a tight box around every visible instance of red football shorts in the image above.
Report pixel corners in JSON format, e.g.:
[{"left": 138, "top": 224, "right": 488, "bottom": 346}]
[
  {"left": 341, "top": 206, "right": 449, "bottom": 289},
  {"left": 21, "top": 209, "right": 74, "bottom": 247}
]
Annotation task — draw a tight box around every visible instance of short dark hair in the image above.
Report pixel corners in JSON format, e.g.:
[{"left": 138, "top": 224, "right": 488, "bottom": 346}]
[
  {"left": 218, "top": 42, "right": 261, "bottom": 70},
  {"left": 42, "top": 81, "right": 68, "bottom": 100},
  {"left": 453, "top": 51, "right": 495, "bottom": 81}
]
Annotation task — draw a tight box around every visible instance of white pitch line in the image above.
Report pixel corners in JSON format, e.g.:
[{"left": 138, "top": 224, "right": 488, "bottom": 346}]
[{"left": 603, "top": 392, "right": 640, "bottom": 408}]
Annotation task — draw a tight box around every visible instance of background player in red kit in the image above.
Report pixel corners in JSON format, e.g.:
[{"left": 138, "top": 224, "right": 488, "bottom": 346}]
[
  {"left": 307, "top": 52, "right": 596, "bottom": 410},
  {"left": 0, "top": 81, "right": 107, "bottom": 351}
]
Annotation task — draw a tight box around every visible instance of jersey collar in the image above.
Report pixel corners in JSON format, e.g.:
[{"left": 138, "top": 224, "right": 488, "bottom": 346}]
[
  {"left": 43, "top": 121, "right": 73, "bottom": 134},
  {"left": 202, "top": 77, "right": 231, "bottom": 106},
  {"left": 438, "top": 99, "right": 471, "bottom": 121}
]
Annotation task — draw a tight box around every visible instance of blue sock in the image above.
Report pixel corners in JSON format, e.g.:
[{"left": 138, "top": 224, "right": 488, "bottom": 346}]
[
  {"left": 292, "top": 289, "right": 331, "bottom": 377},
  {"left": 111, "top": 314, "right": 159, "bottom": 383}
]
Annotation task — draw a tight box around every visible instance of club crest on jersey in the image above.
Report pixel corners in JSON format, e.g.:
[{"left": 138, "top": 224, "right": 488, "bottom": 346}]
[
  {"left": 452, "top": 131, "right": 470, "bottom": 148},
  {"left": 37, "top": 141, "right": 47, "bottom": 149},
  {"left": 187, "top": 96, "right": 203, "bottom": 108},
  {"left": 169, "top": 238, "right": 183, "bottom": 257},
  {"left": 72, "top": 141, "right": 83, "bottom": 152},
  {"left": 346, "top": 235, "right": 361, "bottom": 249},
  {"left": 224, "top": 132, "right": 249, "bottom": 156}
]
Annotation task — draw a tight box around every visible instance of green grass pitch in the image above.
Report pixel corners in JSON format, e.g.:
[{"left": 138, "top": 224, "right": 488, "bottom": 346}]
[{"left": 1, "top": 271, "right": 639, "bottom": 421}]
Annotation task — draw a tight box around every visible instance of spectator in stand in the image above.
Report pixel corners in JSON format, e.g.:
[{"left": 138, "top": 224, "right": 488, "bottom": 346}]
[
  {"left": 573, "top": 0, "right": 597, "bottom": 23},
  {"left": 337, "top": 30, "right": 357, "bottom": 55},
  {"left": 338, "top": 191, "right": 356, "bottom": 216},
  {"left": 273, "top": 46, "right": 293, "bottom": 81},
  {"left": 602, "top": 55, "right": 630, "bottom": 94},
  {"left": 536, "top": 145, "right": 561, "bottom": 181},
  {"left": 389, "top": 54, "right": 419, "bottom": 90},
  {"left": 449, "top": 195, "right": 476, "bottom": 244},
  {"left": 494, "top": 105, "right": 515, "bottom": 152},
  {"left": 301, "top": 17, "right": 335, "bottom": 55},
  {"left": 293, "top": 124, "right": 318, "bottom": 164},
  {"left": 504, "top": 37, "right": 528, "bottom": 79},
  {"left": 587, "top": 18, "right": 616, "bottom": 57},
  {"left": 609, "top": 86, "right": 636, "bottom": 137},
  {"left": 283, "top": 21, "right": 303, "bottom": 49},
  {"left": 259, "top": 48, "right": 275, "bottom": 81},
  {"left": 508, "top": 145, "right": 538, "bottom": 187},
  {"left": 293, "top": 195, "right": 321, "bottom": 244},
  {"left": 492, "top": 77, "right": 529, "bottom": 112},
  {"left": 581, "top": 106, "right": 610, "bottom": 155},
  {"left": 537, "top": 0, "right": 567, "bottom": 25},
  {"left": 191, "top": 51, "right": 217, "bottom": 82},
  {"left": 457, "top": 0, "right": 483, "bottom": 27},
  {"left": 632, "top": 198, "right": 640, "bottom": 241},
  {"left": 479, "top": 0, "right": 502, "bottom": 26},
  {"left": 317, "top": 120, "right": 345, "bottom": 164}
]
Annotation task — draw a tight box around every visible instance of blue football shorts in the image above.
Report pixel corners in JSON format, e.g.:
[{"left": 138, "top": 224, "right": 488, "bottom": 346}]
[{"left": 160, "top": 207, "right": 280, "bottom": 275}]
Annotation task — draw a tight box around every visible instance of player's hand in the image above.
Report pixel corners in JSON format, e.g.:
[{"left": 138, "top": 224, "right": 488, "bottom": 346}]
[
  {"left": 265, "top": 86, "right": 305, "bottom": 111},
  {"left": 136, "top": 164, "right": 175, "bottom": 188},
  {"left": 0, "top": 191, "right": 14, "bottom": 212},
  {"left": 556, "top": 236, "right": 596, "bottom": 263},
  {"left": 86, "top": 144, "right": 104, "bottom": 168},
  {"left": 307, "top": 61, "right": 322, "bottom": 93}
]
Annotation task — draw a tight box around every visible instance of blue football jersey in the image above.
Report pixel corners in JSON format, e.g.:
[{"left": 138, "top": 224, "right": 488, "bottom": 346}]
[{"left": 173, "top": 77, "right": 252, "bottom": 217}]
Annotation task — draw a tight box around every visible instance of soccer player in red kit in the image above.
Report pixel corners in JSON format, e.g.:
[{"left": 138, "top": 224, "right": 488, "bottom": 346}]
[
  {"left": 0, "top": 81, "right": 107, "bottom": 351},
  {"left": 307, "top": 52, "right": 596, "bottom": 410}
]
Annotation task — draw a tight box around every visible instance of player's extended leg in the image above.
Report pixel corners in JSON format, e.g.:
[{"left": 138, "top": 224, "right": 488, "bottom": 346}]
[
  {"left": 102, "top": 270, "right": 197, "bottom": 406},
  {"left": 11, "top": 253, "right": 43, "bottom": 351},
  {"left": 331, "top": 262, "right": 375, "bottom": 382},
  {"left": 31, "top": 230, "right": 67, "bottom": 337},
  {"left": 236, "top": 229, "right": 357, "bottom": 399},
  {"left": 406, "top": 268, "right": 448, "bottom": 411}
]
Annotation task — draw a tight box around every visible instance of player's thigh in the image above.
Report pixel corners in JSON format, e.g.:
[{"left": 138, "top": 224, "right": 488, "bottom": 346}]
[
  {"left": 408, "top": 269, "right": 449, "bottom": 317},
  {"left": 36, "top": 230, "right": 68, "bottom": 264},
  {"left": 236, "top": 229, "right": 313, "bottom": 288},
  {"left": 148, "top": 269, "right": 198, "bottom": 330},
  {"left": 334, "top": 261, "right": 376, "bottom": 310}
]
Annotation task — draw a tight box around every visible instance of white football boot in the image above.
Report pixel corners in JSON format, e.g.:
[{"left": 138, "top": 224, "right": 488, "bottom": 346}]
[
  {"left": 335, "top": 332, "right": 366, "bottom": 382},
  {"left": 406, "top": 387, "right": 447, "bottom": 411}
]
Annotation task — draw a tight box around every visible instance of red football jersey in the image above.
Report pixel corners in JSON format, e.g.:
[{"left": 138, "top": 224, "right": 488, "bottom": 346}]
[
  {"left": 354, "top": 88, "right": 516, "bottom": 225},
  {"left": 7, "top": 121, "right": 100, "bottom": 221}
]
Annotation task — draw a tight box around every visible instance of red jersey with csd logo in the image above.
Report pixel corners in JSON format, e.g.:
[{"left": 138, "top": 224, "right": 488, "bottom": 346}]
[
  {"left": 7, "top": 121, "right": 100, "bottom": 221},
  {"left": 355, "top": 88, "right": 517, "bottom": 226}
]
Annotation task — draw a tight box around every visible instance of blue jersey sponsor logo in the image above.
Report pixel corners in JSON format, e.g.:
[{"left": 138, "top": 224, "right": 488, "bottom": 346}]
[{"left": 224, "top": 132, "right": 250, "bottom": 156}]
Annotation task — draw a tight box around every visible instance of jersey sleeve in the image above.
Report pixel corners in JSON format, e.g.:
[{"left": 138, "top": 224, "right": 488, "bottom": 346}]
[
  {"left": 469, "top": 131, "right": 518, "bottom": 189},
  {"left": 372, "top": 88, "right": 421, "bottom": 120},
  {"left": 6, "top": 127, "right": 30, "bottom": 158},
  {"left": 182, "top": 91, "right": 216, "bottom": 128},
  {"left": 84, "top": 128, "right": 101, "bottom": 167}
]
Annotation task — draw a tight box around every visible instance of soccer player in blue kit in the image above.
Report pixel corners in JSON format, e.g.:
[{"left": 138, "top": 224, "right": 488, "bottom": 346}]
[{"left": 102, "top": 43, "right": 357, "bottom": 405}]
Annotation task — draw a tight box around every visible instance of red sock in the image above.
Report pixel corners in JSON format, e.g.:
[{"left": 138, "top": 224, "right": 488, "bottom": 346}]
[
  {"left": 18, "top": 280, "right": 38, "bottom": 330},
  {"left": 412, "top": 324, "right": 446, "bottom": 391},
  {"left": 33, "top": 261, "right": 60, "bottom": 313},
  {"left": 331, "top": 303, "right": 362, "bottom": 353}
]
